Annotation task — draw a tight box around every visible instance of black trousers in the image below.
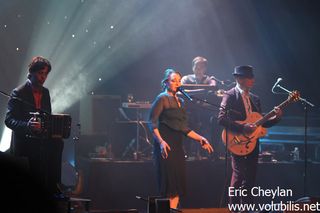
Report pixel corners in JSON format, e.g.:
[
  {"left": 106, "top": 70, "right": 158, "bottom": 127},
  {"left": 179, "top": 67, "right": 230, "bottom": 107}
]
[
  {"left": 229, "top": 152, "right": 258, "bottom": 207},
  {"left": 12, "top": 138, "right": 64, "bottom": 195}
]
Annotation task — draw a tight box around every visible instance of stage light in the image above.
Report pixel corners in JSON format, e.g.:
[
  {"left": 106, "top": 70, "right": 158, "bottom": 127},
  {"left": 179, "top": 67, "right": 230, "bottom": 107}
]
[
  {"left": 1, "top": 0, "right": 199, "bottom": 151},
  {"left": 0, "top": 127, "right": 11, "bottom": 152}
]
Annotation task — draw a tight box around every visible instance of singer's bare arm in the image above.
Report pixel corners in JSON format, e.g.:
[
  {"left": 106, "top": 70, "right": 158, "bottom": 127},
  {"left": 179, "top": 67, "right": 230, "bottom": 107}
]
[
  {"left": 187, "top": 131, "right": 214, "bottom": 153},
  {"left": 148, "top": 93, "right": 173, "bottom": 159}
]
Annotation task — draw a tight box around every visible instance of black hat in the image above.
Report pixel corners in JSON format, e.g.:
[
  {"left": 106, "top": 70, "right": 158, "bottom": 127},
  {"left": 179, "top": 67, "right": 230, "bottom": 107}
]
[{"left": 233, "top": 65, "right": 254, "bottom": 78}]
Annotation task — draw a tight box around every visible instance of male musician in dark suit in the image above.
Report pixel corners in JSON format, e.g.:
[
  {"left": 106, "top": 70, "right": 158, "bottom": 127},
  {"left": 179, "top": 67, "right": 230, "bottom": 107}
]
[
  {"left": 5, "top": 56, "right": 64, "bottom": 197},
  {"left": 218, "top": 65, "right": 282, "bottom": 210}
]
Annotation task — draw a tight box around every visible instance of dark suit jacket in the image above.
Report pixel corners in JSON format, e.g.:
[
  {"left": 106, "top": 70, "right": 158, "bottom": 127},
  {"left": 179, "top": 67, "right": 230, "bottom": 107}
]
[
  {"left": 5, "top": 80, "right": 64, "bottom": 196},
  {"left": 218, "top": 87, "right": 280, "bottom": 158},
  {"left": 218, "top": 87, "right": 279, "bottom": 132},
  {"left": 5, "top": 80, "right": 52, "bottom": 156}
]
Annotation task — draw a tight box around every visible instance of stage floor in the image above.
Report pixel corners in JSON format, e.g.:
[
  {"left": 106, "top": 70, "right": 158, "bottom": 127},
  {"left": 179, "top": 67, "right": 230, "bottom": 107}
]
[{"left": 77, "top": 159, "right": 320, "bottom": 212}]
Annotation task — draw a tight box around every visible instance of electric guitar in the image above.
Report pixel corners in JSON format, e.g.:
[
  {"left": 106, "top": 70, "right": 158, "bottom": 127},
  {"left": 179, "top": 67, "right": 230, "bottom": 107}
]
[{"left": 221, "top": 91, "right": 300, "bottom": 156}]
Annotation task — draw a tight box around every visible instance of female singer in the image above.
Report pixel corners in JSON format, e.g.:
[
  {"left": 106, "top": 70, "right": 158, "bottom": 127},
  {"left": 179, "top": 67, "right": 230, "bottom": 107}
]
[{"left": 149, "top": 68, "right": 213, "bottom": 209}]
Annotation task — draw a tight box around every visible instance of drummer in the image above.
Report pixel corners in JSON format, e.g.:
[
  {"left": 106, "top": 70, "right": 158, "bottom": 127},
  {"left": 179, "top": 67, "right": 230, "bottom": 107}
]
[{"left": 181, "top": 56, "right": 216, "bottom": 86}]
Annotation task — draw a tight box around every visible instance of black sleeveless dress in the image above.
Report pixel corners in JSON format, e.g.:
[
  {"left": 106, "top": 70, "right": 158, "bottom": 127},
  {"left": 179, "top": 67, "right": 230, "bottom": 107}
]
[{"left": 149, "top": 94, "right": 191, "bottom": 197}]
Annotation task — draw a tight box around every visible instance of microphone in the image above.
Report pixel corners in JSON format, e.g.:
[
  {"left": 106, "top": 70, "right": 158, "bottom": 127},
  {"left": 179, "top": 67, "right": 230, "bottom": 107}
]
[
  {"left": 210, "top": 76, "right": 224, "bottom": 85},
  {"left": 271, "top": 78, "right": 282, "bottom": 93},
  {"left": 177, "top": 87, "right": 193, "bottom": 101},
  {"left": 210, "top": 76, "right": 235, "bottom": 87},
  {"left": 135, "top": 196, "right": 148, "bottom": 202}
]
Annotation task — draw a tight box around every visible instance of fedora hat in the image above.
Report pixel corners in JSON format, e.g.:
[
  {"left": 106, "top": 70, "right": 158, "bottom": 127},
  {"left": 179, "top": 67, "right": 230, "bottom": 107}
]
[{"left": 233, "top": 65, "right": 254, "bottom": 78}]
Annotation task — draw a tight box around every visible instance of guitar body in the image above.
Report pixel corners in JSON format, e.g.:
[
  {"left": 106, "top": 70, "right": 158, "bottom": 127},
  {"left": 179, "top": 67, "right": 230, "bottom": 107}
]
[
  {"left": 221, "top": 90, "right": 300, "bottom": 156},
  {"left": 221, "top": 112, "right": 267, "bottom": 156}
]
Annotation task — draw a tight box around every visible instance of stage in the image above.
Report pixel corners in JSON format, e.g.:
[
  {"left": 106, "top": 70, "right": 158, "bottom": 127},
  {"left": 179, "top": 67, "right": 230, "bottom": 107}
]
[{"left": 77, "top": 158, "right": 320, "bottom": 212}]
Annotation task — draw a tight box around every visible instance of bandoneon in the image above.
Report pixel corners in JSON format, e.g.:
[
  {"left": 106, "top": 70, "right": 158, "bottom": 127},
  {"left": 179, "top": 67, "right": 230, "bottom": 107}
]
[
  {"left": 29, "top": 112, "right": 72, "bottom": 139},
  {"left": 49, "top": 114, "right": 72, "bottom": 139}
]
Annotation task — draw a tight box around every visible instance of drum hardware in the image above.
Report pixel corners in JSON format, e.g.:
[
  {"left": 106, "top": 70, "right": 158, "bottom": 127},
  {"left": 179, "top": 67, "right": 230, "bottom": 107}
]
[
  {"left": 120, "top": 102, "right": 152, "bottom": 160},
  {"left": 215, "top": 89, "right": 226, "bottom": 97}
]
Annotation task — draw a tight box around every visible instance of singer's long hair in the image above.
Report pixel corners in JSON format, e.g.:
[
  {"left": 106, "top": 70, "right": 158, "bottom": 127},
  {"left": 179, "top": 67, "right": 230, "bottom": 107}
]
[{"left": 161, "top": 68, "right": 182, "bottom": 91}]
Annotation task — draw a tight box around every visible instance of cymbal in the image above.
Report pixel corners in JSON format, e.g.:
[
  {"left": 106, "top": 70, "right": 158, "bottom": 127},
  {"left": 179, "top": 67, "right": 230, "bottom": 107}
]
[
  {"left": 181, "top": 84, "right": 216, "bottom": 88},
  {"left": 177, "top": 88, "right": 225, "bottom": 97},
  {"left": 215, "top": 89, "right": 225, "bottom": 97},
  {"left": 183, "top": 88, "right": 206, "bottom": 93}
]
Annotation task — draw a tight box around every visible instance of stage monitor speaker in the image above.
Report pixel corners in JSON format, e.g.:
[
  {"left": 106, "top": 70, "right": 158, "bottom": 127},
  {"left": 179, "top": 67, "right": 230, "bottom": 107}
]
[
  {"left": 147, "top": 196, "right": 162, "bottom": 213},
  {"left": 155, "top": 198, "right": 170, "bottom": 213},
  {"left": 80, "top": 95, "right": 121, "bottom": 135},
  {"left": 181, "top": 208, "right": 229, "bottom": 213},
  {"left": 91, "top": 210, "right": 138, "bottom": 213}
]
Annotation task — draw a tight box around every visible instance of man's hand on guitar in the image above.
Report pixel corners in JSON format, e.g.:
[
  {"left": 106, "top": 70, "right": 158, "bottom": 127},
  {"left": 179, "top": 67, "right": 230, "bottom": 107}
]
[
  {"left": 268, "top": 106, "right": 283, "bottom": 120},
  {"left": 243, "top": 123, "right": 257, "bottom": 134},
  {"left": 273, "top": 106, "right": 283, "bottom": 117}
]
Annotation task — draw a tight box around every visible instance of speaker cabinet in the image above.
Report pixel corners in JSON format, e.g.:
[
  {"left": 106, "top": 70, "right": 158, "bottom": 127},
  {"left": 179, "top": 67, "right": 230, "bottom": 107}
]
[{"left": 80, "top": 95, "right": 121, "bottom": 135}]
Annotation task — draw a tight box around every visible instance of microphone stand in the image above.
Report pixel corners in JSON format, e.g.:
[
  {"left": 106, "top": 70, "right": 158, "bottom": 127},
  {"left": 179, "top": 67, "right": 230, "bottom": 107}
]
[
  {"left": 184, "top": 92, "right": 240, "bottom": 115},
  {"left": 0, "top": 90, "right": 11, "bottom": 98},
  {"left": 0, "top": 90, "right": 51, "bottom": 115},
  {"left": 182, "top": 92, "right": 240, "bottom": 207},
  {"left": 274, "top": 84, "right": 315, "bottom": 196},
  {"left": 210, "top": 76, "right": 236, "bottom": 87}
]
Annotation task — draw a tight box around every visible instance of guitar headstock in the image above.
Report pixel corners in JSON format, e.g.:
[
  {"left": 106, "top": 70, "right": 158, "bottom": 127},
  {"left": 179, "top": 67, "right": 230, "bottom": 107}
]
[{"left": 288, "top": 90, "right": 300, "bottom": 103}]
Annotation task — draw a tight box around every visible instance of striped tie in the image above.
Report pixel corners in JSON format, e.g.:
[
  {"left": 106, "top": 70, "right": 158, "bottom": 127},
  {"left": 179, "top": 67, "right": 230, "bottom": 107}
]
[{"left": 244, "top": 94, "right": 252, "bottom": 115}]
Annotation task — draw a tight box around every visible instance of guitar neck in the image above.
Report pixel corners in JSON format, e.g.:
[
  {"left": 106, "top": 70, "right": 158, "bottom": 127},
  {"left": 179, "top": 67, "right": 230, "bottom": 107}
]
[{"left": 255, "top": 98, "right": 290, "bottom": 126}]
